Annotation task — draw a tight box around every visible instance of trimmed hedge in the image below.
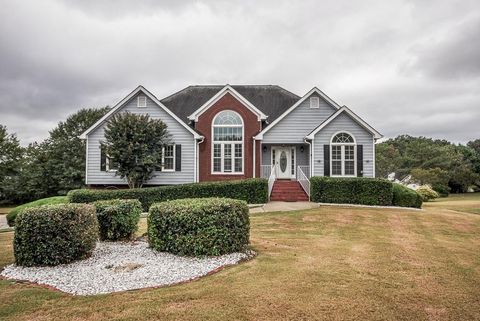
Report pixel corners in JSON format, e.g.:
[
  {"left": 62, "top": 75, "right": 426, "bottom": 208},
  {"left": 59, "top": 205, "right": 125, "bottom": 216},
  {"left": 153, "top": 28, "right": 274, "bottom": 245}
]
[
  {"left": 14, "top": 204, "right": 98, "bottom": 267},
  {"left": 392, "top": 183, "right": 423, "bottom": 208},
  {"left": 68, "top": 178, "right": 268, "bottom": 211},
  {"left": 310, "top": 176, "right": 393, "bottom": 206},
  {"left": 148, "top": 198, "right": 250, "bottom": 256},
  {"left": 94, "top": 199, "right": 142, "bottom": 241},
  {"left": 6, "top": 196, "right": 69, "bottom": 227}
]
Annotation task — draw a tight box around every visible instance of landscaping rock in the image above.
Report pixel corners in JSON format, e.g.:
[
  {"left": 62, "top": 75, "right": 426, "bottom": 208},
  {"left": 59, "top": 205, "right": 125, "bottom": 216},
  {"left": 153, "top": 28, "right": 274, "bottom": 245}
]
[{"left": 1, "top": 241, "right": 251, "bottom": 295}]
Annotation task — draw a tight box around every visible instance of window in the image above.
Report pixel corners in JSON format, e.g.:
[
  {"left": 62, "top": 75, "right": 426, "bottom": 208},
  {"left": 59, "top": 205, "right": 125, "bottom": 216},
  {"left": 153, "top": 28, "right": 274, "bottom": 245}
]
[
  {"left": 137, "top": 95, "right": 147, "bottom": 107},
  {"left": 331, "top": 132, "right": 356, "bottom": 176},
  {"left": 310, "top": 96, "right": 320, "bottom": 108},
  {"left": 212, "top": 110, "right": 243, "bottom": 174},
  {"left": 162, "top": 145, "right": 175, "bottom": 171},
  {"left": 106, "top": 155, "right": 119, "bottom": 172}
]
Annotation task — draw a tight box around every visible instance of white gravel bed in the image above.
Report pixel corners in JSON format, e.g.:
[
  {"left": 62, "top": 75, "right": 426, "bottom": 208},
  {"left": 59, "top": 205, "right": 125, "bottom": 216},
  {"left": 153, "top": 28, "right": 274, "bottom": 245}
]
[{"left": 1, "top": 241, "right": 250, "bottom": 295}]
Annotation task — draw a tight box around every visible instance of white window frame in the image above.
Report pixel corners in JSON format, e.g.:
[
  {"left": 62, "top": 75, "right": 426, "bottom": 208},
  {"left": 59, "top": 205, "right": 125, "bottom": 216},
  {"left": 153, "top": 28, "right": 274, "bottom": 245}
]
[
  {"left": 137, "top": 95, "right": 147, "bottom": 108},
  {"left": 211, "top": 110, "right": 244, "bottom": 175},
  {"left": 106, "top": 154, "right": 118, "bottom": 172},
  {"left": 161, "top": 144, "right": 175, "bottom": 172},
  {"left": 330, "top": 131, "right": 356, "bottom": 177},
  {"left": 310, "top": 96, "right": 320, "bottom": 108}
]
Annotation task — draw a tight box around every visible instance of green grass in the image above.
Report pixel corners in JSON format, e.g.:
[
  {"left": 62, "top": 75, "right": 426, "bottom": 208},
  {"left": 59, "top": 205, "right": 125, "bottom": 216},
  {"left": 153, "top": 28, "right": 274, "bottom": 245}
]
[
  {"left": 0, "top": 194, "right": 479, "bottom": 320},
  {"left": 6, "top": 196, "right": 69, "bottom": 227}
]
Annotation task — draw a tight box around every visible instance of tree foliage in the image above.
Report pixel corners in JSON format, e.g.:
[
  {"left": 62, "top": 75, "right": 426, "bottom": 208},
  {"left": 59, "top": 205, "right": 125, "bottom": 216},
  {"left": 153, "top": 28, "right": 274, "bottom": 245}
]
[
  {"left": 0, "top": 107, "right": 109, "bottom": 204},
  {"left": 376, "top": 135, "right": 480, "bottom": 193},
  {"left": 102, "top": 112, "right": 170, "bottom": 189},
  {"left": 0, "top": 125, "right": 24, "bottom": 202}
]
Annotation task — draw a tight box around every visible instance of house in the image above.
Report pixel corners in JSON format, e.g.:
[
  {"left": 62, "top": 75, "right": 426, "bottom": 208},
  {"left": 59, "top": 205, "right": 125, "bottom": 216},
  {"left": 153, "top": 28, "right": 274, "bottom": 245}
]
[{"left": 80, "top": 85, "right": 382, "bottom": 201}]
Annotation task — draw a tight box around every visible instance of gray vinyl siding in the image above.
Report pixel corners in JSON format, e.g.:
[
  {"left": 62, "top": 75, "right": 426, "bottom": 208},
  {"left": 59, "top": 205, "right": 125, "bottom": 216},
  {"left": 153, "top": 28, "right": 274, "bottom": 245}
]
[
  {"left": 86, "top": 93, "right": 195, "bottom": 185},
  {"left": 261, "top": 144, "right": 309, "bottom": 166},
  {"left": 262, "top": 93, "right": 337, "bottom": 144},
  {"left": 313, "top": 112, "right": 375, "bottom": 177}
]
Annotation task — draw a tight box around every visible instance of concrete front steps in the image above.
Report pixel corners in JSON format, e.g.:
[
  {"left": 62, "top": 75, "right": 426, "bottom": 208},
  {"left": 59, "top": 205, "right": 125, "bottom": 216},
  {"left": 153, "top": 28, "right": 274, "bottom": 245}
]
[{"left": 270, "top": 180, "right": 309, "bottom": 202}]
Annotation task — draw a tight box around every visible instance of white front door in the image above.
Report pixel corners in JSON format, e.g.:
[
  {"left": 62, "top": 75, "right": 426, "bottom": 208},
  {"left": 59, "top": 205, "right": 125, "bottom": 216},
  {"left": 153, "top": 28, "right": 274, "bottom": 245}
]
[{"left": 274, "top": 147, "right": 291, "bottom": 179}]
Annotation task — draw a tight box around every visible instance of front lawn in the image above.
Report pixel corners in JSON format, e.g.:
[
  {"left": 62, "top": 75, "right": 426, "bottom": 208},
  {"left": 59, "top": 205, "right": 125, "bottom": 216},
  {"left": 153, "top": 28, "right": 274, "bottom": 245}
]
[{"left": 1, "top": 195, "right": 479, "bottom": 320}]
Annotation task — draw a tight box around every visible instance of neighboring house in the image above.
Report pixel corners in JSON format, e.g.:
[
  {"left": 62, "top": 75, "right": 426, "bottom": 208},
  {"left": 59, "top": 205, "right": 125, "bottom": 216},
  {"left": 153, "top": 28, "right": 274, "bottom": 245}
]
[{"left": 81, "top": 85, "right": 382, "bottom": 200}]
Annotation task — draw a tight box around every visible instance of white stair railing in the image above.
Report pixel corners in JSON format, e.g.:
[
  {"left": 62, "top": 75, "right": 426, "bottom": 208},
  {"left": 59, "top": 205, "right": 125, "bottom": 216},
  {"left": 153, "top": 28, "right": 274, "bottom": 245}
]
[
  {"left": 296, "top": 165, "right": 310, "bottom": 199},
  {"left": 268, "top": 164, "right": 276, "bottom": 201},
  {"left": 260, "top": 165, "right": 272, "bottom": 178}
]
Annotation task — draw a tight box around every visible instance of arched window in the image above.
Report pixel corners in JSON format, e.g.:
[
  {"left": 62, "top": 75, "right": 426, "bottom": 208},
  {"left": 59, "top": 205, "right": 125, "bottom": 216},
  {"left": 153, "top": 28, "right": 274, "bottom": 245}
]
[
  {"left": 331, "top": 132, "right": 356, "bottom": 176},
  {"left": 212, "top": 110, "right": 243, "bottom": 173}
]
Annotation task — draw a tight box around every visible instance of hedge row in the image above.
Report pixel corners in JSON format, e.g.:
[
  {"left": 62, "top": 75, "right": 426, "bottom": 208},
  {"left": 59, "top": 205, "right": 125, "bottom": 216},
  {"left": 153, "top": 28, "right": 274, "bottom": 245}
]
[
  {"left": 310, "top": 176, "right": 422, "bottom": 208},
  {"left": 14, "top": 204, "right": 98, "bottom": 267},
  {"left": 148, "top": 198, "right": 250, "bottom": 256},
  {"left": 310, "top": 177, "right": 393, "bottom": 206},
  {"left": 94, "top": 199, "right": 142, "bottom": 241},
  {"left": 392, "top": 183, "right": 423, "bottom": 208},
  {"left": 68, "top": 178, "right": 268, "bottom": 211}
]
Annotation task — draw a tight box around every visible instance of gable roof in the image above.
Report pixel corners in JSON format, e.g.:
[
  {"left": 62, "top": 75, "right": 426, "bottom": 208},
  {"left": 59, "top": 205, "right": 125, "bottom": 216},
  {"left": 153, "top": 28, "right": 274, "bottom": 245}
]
[
  {"left": 254, "top": 87, "right": 341, "bottom": 139},
  {"left": 79, "top": 86, "right": 202, "bottom": 139},
  {"left": 161, "top": 85, "right": 300, "bottom": 124},
  {"left": 306, "top": 105, "right": 383, "bottom": 140}
]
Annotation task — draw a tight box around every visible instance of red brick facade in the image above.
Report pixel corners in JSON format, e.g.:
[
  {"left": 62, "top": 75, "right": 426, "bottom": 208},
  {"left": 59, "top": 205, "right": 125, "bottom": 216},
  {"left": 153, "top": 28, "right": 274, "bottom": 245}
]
[{"left": 195, "top": 93, "right": 262, "bottom": 182}]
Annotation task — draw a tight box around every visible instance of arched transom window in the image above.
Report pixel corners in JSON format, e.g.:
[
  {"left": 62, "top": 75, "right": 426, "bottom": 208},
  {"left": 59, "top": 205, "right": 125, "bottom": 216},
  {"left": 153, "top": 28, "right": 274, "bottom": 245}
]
[
  {"left": 331, "top": 132, "right": 356, "bottom": 176},
  {"left": 212, "top": 110, "right": 243, "bottom": 173}
]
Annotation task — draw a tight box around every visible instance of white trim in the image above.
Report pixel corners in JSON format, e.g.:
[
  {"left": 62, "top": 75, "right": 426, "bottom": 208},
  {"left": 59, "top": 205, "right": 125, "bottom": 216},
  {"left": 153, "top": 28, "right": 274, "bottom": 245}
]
[
  {"left": 373, "top": 136, "right": 376, "bottom": 178},
  {"left": 85, "top": 136, "right": 89, "bottom": 185},
  {"left": 80, "top": 86, "right": 203, "bottom": 139},
  {"left": 311, "top": 138, "right": 315, "bottom": 177},
  {"left": 211, "top": 110, "right": 245, "bottom": 175},
  {"left": 188, "top": 85, "right": 267, "bottom": 122},
  {"left": 306, "top": 106, "right": 383, "bottom": 140},
  {"left": 330, "top": 132, "right": 357, "bottom": 177},
  {"left": 253, "top": 139, "right": 256, "bottom": 178},
  {"left": 254, "top": 87, "right": 341, "bottom": 140}
]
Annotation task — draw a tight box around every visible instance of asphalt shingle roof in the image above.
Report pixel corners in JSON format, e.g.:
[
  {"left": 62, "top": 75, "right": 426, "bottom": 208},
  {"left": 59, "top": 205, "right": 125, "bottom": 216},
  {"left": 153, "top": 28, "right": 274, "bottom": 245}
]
[{"left": 160, "top": 85, "right": 300, "bottom": 125}]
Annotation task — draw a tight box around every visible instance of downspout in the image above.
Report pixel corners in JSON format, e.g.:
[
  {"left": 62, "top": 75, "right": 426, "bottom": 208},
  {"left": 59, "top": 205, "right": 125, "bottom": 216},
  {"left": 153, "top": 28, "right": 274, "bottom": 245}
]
[
  {"left": 304, "top": 137, "right": 313, "bottom": 178},
  {"left": 196, "top": 136, "right": 205, "bottom": 183},
  {"left": 253, "top": 139, "right": 256, "bottom": 178}
]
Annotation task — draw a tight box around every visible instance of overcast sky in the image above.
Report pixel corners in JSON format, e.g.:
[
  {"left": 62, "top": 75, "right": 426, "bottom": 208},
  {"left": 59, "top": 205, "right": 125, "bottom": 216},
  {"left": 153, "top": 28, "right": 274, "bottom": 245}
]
[{"left": 1, "top": 0, "right": 479, "bottom": 145}]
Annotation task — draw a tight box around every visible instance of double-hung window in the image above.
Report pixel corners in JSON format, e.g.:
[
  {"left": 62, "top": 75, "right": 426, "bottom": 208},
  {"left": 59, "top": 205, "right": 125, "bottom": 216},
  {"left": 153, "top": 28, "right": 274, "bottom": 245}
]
[
  {"left": 162, "top": 145, "right": 175, "bottom": 171},
  {"left": 212, "top": 110, "right": 243, "bottom": 174},
  {"left": 331, "top": 132, "right": 356, "bottom": 176}
]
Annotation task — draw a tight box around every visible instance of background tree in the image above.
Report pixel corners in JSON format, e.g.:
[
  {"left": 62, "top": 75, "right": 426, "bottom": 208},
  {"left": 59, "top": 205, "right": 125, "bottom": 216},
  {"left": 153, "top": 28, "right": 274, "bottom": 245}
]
[
  {"left": 0, "top": 107, "right": 110, "bottom": 204},
  {"left": 0, "top": 125, "right": 24, "bottom": 203},
  {"left": 376, "top": 135, "right": 480, "bottom": 194},
  {"left": 102, "top": 112, "right": 170, "bottom": 188}
]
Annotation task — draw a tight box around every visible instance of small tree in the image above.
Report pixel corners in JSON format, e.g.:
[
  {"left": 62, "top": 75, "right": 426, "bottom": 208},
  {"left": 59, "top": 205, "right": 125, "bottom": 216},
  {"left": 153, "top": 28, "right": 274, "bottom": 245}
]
[{"left": 102, "top": 112, "right": 170, "bottom": 188}]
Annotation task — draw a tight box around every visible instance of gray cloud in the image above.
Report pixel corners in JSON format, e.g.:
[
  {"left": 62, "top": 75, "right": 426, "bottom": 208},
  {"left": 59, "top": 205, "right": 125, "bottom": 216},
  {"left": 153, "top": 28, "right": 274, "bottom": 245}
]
[{"left": 0, "top": 0, "right": 479, "bottom": 145}]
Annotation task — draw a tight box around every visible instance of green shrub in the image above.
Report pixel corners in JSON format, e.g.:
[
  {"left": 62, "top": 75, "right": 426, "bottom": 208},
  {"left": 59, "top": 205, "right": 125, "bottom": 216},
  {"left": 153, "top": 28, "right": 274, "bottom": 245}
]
[
  {"left": 310, "top": 176, "right": 393, "bottom": 206},
  {"left": 93, "top": 199, "right": 142, "bottom": 241},
  {"left": 14, "top": 204, "right": 98, "bottom": 267},
  {"left": 148, "top": 198, "right": 250, "bottom": 256},
  {"left": 6, "top": 196, "right": 69, "bottom": 227},
  {"left": 431, "top": 183, "right": 450, "bottom": 197},
  {"left": 416, "top": 185, "right": 439, "bottom": 202},
  {"left": 392, "top": 183, "right": 423, "bottom": 208},
  {"left": 68, "top": 178, "right": 268, "bottom": 211}
]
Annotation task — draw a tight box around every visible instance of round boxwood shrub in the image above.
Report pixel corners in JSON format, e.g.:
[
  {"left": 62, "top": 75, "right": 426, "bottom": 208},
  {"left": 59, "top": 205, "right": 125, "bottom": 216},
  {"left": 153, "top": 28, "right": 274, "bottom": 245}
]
[
  {"left": 148, "top": 198, "right": 250, "bottom": 256},
  {"left": 392, "top": 183, "right": 423, "bottom": 208},
  {"left": 14, "top": 204, "right": 98, "bottom": 267},
  {"left": 94, "top": 199, "right": 142, "bottom": 241}
]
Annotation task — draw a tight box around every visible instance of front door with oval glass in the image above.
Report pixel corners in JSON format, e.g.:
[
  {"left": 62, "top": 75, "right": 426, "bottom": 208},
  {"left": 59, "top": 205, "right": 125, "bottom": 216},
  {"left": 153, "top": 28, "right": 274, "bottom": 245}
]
[{"left": 273, "top": 147, "right": 292, "bottom": 179}]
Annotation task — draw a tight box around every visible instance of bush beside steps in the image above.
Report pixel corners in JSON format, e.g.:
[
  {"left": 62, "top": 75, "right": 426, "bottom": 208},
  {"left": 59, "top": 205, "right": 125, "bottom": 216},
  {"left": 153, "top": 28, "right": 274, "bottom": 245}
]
[
  {"left": 68, "top": 178, "right": 267, "bottom": 211},
  {"left": 148, "top": 198, "right": 250, "bottom": 256},
  {"left": 93, "top": 199, "right": 142, "bottom": 241},
  {"left": 14, "top": 204, "right": 98, "bottom": 267}
]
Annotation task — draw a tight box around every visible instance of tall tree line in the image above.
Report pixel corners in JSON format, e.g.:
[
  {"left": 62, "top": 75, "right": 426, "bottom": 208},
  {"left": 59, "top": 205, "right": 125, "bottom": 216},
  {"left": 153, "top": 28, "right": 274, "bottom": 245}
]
[
  {"left": 0, "top": 107, "right": 109, "bottom": 204},
  {"left": 376, "top": 135, "right": 480, "bottom": 194}
]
